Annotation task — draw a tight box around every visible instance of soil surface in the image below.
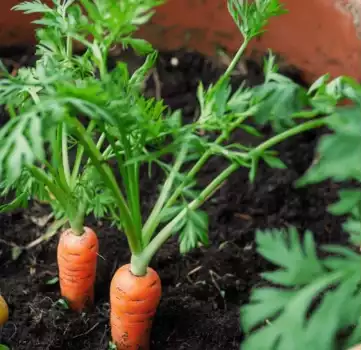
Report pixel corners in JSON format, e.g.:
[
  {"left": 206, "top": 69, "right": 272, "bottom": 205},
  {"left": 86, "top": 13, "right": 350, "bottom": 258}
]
[{"left": 0, "top": 48, "right": 347, "bottom": 350}]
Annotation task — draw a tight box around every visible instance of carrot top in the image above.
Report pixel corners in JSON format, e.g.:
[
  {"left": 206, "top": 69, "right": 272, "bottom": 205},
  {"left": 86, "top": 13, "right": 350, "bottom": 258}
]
[{"left": 0, "top": 0, "right": 154, "bottom": 235}]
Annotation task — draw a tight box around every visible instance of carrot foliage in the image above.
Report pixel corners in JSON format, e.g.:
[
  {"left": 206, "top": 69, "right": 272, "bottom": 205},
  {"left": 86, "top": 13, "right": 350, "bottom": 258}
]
[
  {"left": 0, "top": 0, "right": 307, "bottom": 260},
  {"left": 0, "top": 0, "right": 354, "bottom": 263},
  {"left": 241, "top": 75, "right": 361, "bottom": 349},
  {"left": 0, "top": 0, "right": 163, "bottom": 236}
]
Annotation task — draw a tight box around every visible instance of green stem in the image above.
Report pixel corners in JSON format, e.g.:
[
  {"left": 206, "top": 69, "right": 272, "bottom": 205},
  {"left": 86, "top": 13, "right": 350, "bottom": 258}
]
[
  {"left": 132, "top": 163, "right": 142, "bottom": 237},
  {"left": 28, "top": 166, "right": 84, "bottom": 235},
  {"left": 101, "top": 131, "right": 143, "bottom": 244},
  {"left": 131, "top": 163, "right": 239, "bottom": 276},
  {"left": 62, "top": 124, "right": 71, "bottom": 186},
  {"left": 122, "top": 135, "right": 143, "bottom": 244},
  {"left": 220, "top": 38, "right": 249, "bottom": 82},
  {"left": 55, "top": 124, "right": 70, "bottom": 190},
  {"left": 42, "top": 160, "right": 71, "bottom": 196},
  {"left": 27, "top": 165, "right": 70, "bottom": 212},
  {"left": 250, "top": 118, "right": 327, "bottom": 156},
  {"left": 6, "top": 103, "right": 16, "bottom": 119},
  {"left": 28, "top": 88, "right": 40, "bottom": 104},
  {"left": 96, "top": 132, "right": 106, "bottom": 150},
  {"left": 163, "top": 111, "right": 252, "bottom": 212},
  {"left": 142, "top": 144, "right": 188, "bottom": 244},
  {"left": 98, "top": 57, "right": 108, "bottom": 82},
  {"left": 71, "top": 121, "right": 97, "bottom": 186},
  {"left": 43, "top": 159, "right": 59, "bottom": 182},
  {"left": 71, "top": 146, "right": 84, "bottom": 186},
  {"left": 101, "top": 146, "right": 114, "bottom": 160},
  {"left": 85, "top": 134, "right": 112, "bottom": 167},
  {"left": 163, "top": 150, "right": 210, "bottom": 211},
  {"left": 64, "top": 1, "right": 74, "bottom": 60},
  {"left": 66, "top": 35, "right": 73, "bottom": 59},
  {"left": 126, "top": 164, "right": 142, "bottom": 239},
  {"left": 71, "top": 119, "right": 142, "bottom": 254},
  {"left": 132, "top": 117, "right": 327, "bottom": 274},
  {"left": 69, "top": 201, "right": 86, "bottom": 236}
]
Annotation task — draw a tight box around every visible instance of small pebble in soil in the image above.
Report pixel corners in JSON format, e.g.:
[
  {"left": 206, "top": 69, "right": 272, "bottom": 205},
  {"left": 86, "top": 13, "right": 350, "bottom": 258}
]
[{"left": 170, "top": 57, "right": 179, "bottom": 67}]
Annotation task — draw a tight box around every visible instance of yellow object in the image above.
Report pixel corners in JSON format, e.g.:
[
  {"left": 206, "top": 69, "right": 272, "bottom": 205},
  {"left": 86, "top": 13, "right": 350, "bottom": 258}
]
[{"left": 0, "top": 295, "right": 9, "bottom": 326}]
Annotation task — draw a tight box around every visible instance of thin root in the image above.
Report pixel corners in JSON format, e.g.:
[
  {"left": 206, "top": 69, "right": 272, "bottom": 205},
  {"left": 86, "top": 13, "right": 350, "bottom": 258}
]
[
  {"left": 72, "top": 322, "right": 100, "bottom": 339},
  {"left": 234, "top": 213, "right": 252, "bottom": 221}
]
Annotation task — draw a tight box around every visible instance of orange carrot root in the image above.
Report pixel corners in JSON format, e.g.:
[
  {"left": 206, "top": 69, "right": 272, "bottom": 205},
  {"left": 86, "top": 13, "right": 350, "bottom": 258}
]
[
  {"left": 0, "top": 295, "right": 9, "bottom": 326},
  {"left": 57, "top": 227, "right": 98, "bottom": 312},
  {"left": 110, "top": 264, "right": 162, "bottom": 350}
]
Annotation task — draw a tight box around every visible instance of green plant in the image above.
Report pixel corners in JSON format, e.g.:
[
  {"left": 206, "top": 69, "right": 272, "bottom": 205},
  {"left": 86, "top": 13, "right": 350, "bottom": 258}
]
[
  {"left": 241, "top": 74, "right": 361, "bottom": 349},
  {"left": 0, "top": 0, "right": 325, "bottom": 276},
  {"left": 0, "top": 0, "right": 163, "bottom": 243},
  {"left": 0, "top": 0, "right": 165, "bottom": 311}
]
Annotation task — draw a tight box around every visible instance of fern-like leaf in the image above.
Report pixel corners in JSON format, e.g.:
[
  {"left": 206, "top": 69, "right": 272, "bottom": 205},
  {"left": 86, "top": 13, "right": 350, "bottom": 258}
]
[{"left": 241, "top": 227, "right": 361, "bottom": 350}]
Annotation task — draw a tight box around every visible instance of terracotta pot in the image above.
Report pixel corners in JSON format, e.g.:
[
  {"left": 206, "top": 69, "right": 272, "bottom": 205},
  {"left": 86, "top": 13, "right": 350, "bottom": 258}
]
[{"left": 0, "top": 0, "right": 360, "bottom": 83}]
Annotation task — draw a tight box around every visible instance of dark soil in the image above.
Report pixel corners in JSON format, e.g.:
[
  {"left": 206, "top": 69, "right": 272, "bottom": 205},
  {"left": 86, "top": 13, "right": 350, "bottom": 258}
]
[{"left": 0, "top": 48, "right": 347, "bottom": 350}]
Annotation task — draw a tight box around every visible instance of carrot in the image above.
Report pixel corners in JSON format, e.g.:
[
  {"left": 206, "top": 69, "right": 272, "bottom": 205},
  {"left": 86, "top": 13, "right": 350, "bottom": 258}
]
[
  {"left": 0, "top": 295, "right": 9, "bottom": 326},
  {"left": 110, "top": 264, "right": 162, "bottom": 350},
  {"left": 57, "top": 227, "right": 99, "bottom": 312}
]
